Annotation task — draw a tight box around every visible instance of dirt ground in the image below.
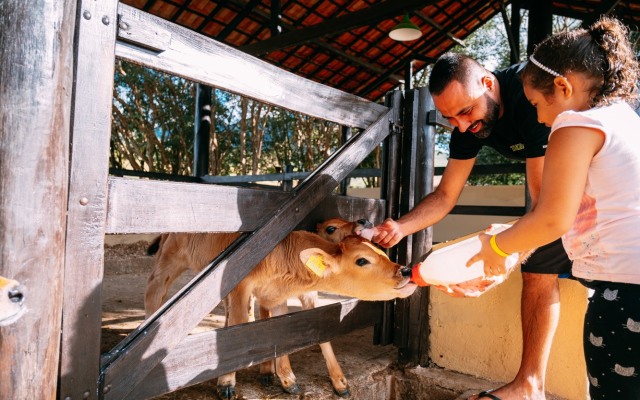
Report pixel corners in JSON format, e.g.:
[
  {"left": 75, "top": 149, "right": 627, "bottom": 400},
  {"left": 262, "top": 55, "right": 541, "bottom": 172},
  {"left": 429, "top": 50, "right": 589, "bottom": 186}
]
[{"left": 102, "top": 240, "right": 394, "bottom": 400}]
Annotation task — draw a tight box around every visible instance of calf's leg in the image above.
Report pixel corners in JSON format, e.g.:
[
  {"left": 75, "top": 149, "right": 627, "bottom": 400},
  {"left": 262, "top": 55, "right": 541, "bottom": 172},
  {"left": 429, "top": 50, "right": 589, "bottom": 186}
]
[
  {"left": 299, "top": 293, "right": 349, "bottom": 397},
  {"left": 258, "top": 305, "right": 276, "bottom": 384},
  {"left": 216, "top": 287, "right": 253, "bottom": 400},
  {"left": 268, "top": 302, "right": 301, "bottom": 394},
  {"left": 319, "top": 342, "right": 349, "bottom": 397}
]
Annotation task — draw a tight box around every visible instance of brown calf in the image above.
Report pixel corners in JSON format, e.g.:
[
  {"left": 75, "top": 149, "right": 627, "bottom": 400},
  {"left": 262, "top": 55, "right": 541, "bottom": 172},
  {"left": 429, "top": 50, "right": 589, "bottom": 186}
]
[
  {"left": 144, "top": 219, "right": 416, "bottom": 399},
  {"left": 144, "top": 218, "right": 373, "bottom": 317}
]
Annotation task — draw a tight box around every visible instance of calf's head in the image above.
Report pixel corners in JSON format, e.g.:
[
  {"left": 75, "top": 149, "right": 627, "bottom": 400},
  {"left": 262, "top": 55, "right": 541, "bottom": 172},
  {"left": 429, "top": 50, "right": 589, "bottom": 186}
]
[
  {"left": 316, "top": 218, "right": 373, "bottom": 243},
  {"left": 0, "top": 276, "right": 26, "bottom": 326},
  {"left": 299, "top": 235, "right": 416, "bottom": 301}
]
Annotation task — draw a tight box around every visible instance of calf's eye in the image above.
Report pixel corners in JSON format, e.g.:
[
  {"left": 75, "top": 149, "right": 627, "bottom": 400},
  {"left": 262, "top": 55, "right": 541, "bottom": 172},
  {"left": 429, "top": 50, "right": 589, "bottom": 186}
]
[
  {"left": 325, "top": 226, "right": 337, "bottom": 234},
  {"left": 355, "top": 258, "right": 370, "bottom": 267}
]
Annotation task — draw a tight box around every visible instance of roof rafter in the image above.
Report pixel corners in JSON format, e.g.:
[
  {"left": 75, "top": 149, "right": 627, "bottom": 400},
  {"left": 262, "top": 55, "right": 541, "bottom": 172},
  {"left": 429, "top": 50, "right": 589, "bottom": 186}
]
[
  {"left": 240, "top": 0, "right": 440, "bottom": 56},
  {"left": 581, "top": 0, "right": 623, "bottom": 26}
]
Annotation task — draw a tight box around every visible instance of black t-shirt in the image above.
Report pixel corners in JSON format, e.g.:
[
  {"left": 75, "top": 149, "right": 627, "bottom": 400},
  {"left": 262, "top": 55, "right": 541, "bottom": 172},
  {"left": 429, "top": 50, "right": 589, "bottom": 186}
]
[{"left": 448, "top": 63, "right": 550, "bottom": 161}]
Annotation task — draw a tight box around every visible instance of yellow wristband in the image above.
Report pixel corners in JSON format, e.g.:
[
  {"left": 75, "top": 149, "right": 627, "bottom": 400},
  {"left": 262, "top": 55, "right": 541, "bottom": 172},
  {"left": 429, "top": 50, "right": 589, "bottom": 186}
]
[{"left": 490, "top": 235, "right": 510, "bottom": 257}]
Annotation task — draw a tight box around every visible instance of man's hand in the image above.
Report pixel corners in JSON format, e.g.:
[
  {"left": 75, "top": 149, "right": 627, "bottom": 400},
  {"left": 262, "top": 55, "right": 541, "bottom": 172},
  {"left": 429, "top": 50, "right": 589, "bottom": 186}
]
[
  {"left": 447, "top": 276, "right": 498, "bottom": 298},
  {"left": 371, "top": 218, "right": 405, "bottom": 248},
  {"left": 428, "top": 276, "right": 497, "bottom": 298}
]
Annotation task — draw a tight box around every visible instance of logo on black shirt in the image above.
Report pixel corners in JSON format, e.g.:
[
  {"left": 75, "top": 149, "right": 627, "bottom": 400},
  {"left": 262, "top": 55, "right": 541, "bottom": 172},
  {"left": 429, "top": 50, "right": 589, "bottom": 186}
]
[{"left": 510, "top": 143, "right": 525, "bottom": 152}]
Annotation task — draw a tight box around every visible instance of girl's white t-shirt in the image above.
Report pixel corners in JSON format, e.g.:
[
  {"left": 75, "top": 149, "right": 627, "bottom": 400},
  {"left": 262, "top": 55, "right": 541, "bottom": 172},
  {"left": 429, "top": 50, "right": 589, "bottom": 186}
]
[{"left": 551, "top": 101, "right": 640, "bottom": 284}]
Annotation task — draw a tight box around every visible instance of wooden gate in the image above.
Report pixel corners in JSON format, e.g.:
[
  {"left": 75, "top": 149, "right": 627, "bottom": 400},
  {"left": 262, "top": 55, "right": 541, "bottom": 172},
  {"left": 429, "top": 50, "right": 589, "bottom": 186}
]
[{"left": 57, "top": 1, "right": 416, "bottom": 399}]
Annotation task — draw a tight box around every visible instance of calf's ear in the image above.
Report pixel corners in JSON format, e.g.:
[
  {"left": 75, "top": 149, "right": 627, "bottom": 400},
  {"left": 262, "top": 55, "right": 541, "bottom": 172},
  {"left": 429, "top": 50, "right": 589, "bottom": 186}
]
[{"left": 299, "top": 248, "right": 338, "bottom": 277}]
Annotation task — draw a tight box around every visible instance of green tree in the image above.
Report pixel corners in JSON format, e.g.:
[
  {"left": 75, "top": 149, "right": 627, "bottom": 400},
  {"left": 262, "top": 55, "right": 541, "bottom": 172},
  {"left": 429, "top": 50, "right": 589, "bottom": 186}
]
[
  {"left": 111, "top": 61, "right": 352, "bottom": 181},
  {"left": 111, "top": 61, "right": 196, "bottom": 174}
]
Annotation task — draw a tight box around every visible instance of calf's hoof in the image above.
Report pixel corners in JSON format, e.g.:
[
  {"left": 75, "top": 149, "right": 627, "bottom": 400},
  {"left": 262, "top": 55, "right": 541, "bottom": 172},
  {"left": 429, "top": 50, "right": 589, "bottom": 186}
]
[
  {"left": 335, "top": 387, "right": 351, "bottom": 398},
  {"left": 216, "top": 384, "right": 236, "bottom": 400},
  {"left": 282, "top": 382, "right": 301, "bottom": 395}
]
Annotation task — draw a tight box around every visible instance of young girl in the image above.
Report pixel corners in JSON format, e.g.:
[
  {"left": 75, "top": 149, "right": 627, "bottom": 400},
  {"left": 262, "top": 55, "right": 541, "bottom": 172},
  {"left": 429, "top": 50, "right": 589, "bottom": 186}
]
[{"left": 467, "top": 16, "right": 640, "bottom": 399}]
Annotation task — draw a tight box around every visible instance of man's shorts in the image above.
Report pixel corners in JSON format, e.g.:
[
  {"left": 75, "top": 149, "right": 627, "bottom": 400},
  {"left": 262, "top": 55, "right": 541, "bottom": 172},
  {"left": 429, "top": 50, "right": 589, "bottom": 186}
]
[{"left": 521, "top": 238, "right": 573, "bottom": 277}]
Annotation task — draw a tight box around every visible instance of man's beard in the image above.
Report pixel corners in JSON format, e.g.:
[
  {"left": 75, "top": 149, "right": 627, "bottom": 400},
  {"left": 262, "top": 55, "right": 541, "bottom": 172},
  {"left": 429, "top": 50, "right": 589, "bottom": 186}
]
[{"left": 471, "top": 94, "right": 500, "bottom": 139}]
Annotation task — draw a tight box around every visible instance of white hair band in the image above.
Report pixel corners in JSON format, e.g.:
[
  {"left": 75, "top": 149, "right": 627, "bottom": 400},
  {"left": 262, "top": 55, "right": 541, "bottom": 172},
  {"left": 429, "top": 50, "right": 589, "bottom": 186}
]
[{"left": 529, "top": 55, "right": 564, "bottom": 77}]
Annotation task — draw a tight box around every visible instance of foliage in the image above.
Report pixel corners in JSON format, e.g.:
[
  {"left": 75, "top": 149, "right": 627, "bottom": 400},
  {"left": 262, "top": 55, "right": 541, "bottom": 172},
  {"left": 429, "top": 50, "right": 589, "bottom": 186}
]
[
  {"left": 111, "top": 61, "right": 196, "bottom": 174},
  {"left": 111, "top": 61, "right": 354, "bottom": 181}
]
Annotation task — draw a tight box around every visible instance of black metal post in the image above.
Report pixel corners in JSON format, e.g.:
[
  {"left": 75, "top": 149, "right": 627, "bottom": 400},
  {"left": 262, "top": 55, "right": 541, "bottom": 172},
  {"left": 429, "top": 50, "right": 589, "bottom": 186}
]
[
  {"left": 194, "top": 84, "right": 212, "bottom": 177},
  {"left": 339, "top": 126, "right": 351, "bottom": 195},
  {"left": 396, "top": 87, "right": 436, "bottom": 366},
  {"left": 374, "top": 90, "right": 403, "bottom": 346}
]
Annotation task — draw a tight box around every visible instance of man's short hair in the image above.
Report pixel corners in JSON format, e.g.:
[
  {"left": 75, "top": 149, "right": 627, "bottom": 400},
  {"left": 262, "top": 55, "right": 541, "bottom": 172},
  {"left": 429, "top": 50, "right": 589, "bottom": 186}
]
[{"left": 428, "top": 53, "right": 484, "bottom": 95}]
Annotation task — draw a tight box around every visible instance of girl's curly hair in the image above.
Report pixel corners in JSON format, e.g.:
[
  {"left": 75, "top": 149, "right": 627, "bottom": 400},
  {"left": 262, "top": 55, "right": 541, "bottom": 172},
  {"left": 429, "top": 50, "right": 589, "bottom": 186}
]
[{"left": 521, "top": 15, "right": 639, "bottom": 107}]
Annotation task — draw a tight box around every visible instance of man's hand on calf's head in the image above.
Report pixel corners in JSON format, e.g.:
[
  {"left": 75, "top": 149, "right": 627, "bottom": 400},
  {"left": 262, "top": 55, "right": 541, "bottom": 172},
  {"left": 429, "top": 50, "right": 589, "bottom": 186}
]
[{"left": 370, "top": 219, "right": 404, "bottom": 248}]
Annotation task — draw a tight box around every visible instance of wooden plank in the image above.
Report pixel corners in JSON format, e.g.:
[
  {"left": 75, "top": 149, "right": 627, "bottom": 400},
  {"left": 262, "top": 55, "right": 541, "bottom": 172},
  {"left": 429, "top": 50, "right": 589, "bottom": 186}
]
[
  {"left": 100, "top": 110, "right": 392, "bottom": 399},
  {"left": 114, "top": 4, "right": 387, "bottom": 129},
  {"left": 300, "top": 194, "right": 386, "bottom": 230},
  {"left": 116, "top": 9, "right": 171, "bottom": 52},
  {"left": 105, "top": 177, "right": 386, "bottom": 234},
  {"left": 0, "top": 1, "right": 76, "bottom": 398},
  {"left": 128, "top": 300, "right": 382, "bottom": 399},
  {"left": 105, "top": 178, "right": 285, "bottom": 234},
  {"left": 58, "top": 1, "right": 120, "bottom": 399}
]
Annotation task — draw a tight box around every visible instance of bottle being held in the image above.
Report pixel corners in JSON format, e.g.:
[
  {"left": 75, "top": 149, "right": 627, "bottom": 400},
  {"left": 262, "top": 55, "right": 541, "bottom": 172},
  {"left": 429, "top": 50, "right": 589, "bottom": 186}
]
[
  {"left": 410, "top": 224, "right": 520, "bottom": 292},
  {"left": 358, "top": 228, "right": 374, "bottom": 241}
]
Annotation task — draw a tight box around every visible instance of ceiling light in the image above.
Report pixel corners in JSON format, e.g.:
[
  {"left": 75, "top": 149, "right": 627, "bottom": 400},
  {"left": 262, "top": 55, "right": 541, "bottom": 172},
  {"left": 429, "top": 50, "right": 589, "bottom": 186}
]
[{"left": 389, "top": 14, "right": 422, "bottom": 42}]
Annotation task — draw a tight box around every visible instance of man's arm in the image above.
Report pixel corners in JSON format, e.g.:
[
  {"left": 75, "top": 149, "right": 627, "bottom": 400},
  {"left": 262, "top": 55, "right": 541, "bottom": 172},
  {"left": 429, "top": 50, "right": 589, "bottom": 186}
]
[
  {"left": 524, "top": 156, "right": 545, "bottom": 209},
  {"left": 372, "top": 157, "right": 475, "bottom": 248}
]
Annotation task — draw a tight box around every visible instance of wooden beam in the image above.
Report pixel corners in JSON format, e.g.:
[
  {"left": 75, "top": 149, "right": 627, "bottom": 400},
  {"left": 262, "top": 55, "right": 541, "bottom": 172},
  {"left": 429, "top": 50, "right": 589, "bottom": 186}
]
[
  {"left": 356, "top": 0, "right": 497, "bottom": 99},
  {"left": 58, "top": 1, "right": 120, "bottom": 399},
  {"left": 240, "top": 2, "right": 404, "bottom": 82},
  {"left": 240, "top": 0, "right": 439, "bottom": 56},
  {"left": 127, "top": 300, "right": 382, "bottom": 398},
  {"left": 581, "top": 0, "right": 622, "bottom": 27},
  {"left": 105, "top": 177, "right": 386, "bottom": 234},
  {"left": 414, "top": 10, "right": 466, "bottom": 47},
  {"left": 115, "top": 4, "right": 387, "bottom": 129},
  {"left": 0, "top": 1, "right": 76, "bottom": 398},
  {"left": 217, "top": 0, "right": 262, "bottom": 40}
]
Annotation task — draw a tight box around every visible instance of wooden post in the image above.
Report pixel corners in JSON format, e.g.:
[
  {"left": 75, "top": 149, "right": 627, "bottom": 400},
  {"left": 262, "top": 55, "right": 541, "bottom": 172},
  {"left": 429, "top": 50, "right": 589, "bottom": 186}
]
[
  {"left": 525, "top": 0, "right": 552, "bottom": 211},
  {"left": 58, "top": 1, "right": 119, "bottom": 399},
  {"left": 0, "top": 1, "right": 76, "bottom": 398},
  {"left": 527, "top": 0, "right": 553, "bottom": 56}
]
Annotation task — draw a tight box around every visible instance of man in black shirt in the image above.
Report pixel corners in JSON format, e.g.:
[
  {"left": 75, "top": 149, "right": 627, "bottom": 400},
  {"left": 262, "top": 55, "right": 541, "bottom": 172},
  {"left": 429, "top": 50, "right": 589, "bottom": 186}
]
[{"left": 372, "top": 53, "right": 572, "bottom": 400}]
